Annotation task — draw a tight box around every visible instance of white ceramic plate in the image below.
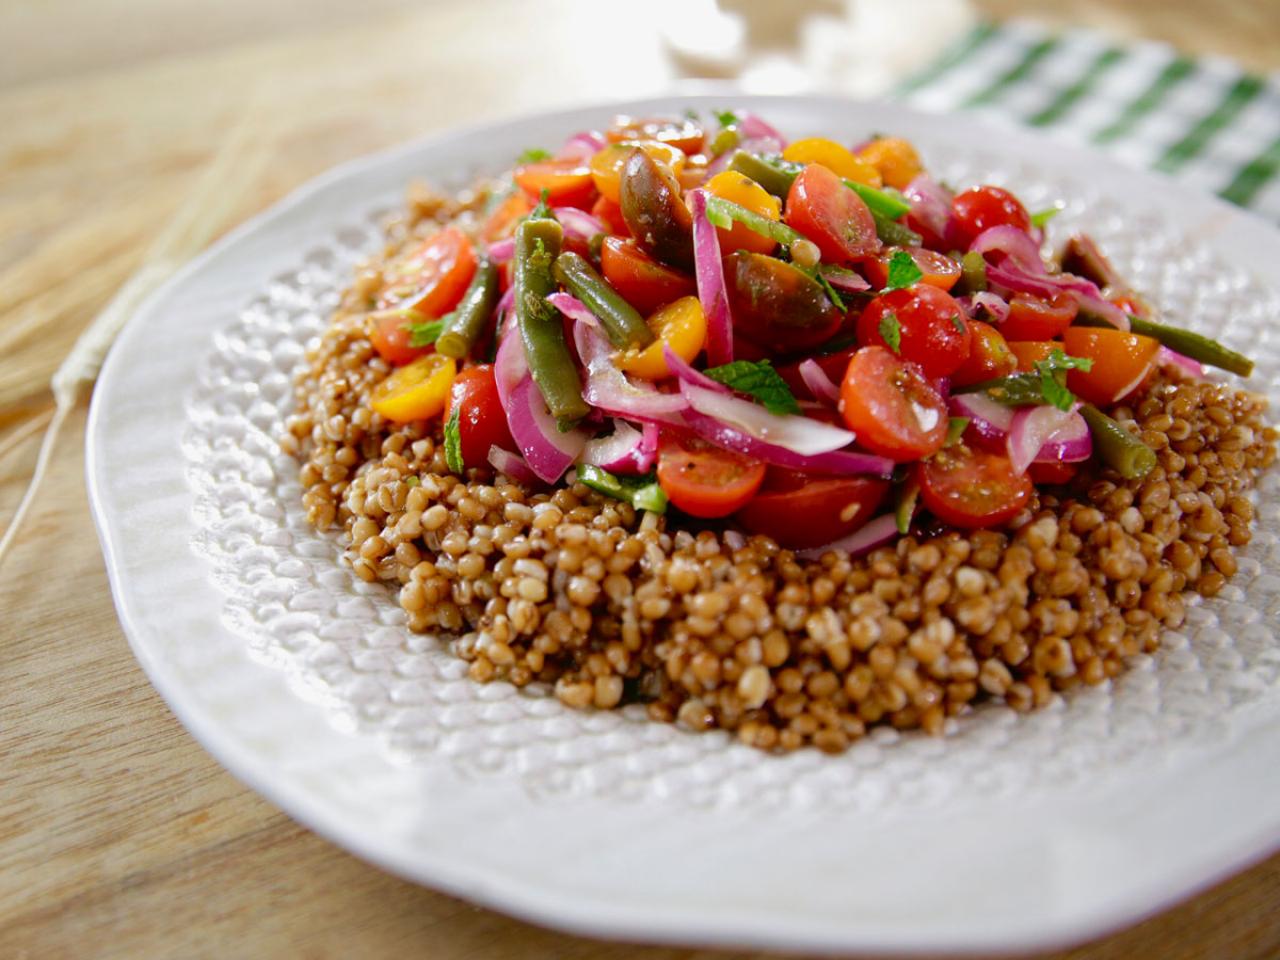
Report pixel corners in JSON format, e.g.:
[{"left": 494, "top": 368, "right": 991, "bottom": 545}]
[{"left": 88, "top": 95, "right": 1280, "bottom": 956}]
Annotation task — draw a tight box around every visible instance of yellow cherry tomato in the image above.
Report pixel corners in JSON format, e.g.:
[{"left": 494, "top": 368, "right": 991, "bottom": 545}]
[
  {"left": 702, "top": 170, "right": 783, "bottom": 255},
  {"left": 590, "top": 140, "right": 687, "bottom": 203},
  {"left": 856, "top": 136, "right": 923, "bottom": 190},
  {"left": 369, "top": 353, "right": 456, "bottom": 423},
  {"left": 782, "top": 137, "right": 882, "bottom": 187},
  {"left": 616, "top": 296, "right": 707, "bottom": 380}
]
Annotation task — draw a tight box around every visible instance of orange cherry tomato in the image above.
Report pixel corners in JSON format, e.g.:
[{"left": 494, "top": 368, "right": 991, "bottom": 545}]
[
  {"left": 735, "top": 468, "right": 890, "bottom": 549},
  {"left": 657, "top": 434, "right": 766, "bottom": 519},
  {"left": 368, "top": 308, "right": 430, "bottom": 366},
  {"left": 783, "top": 138, "right": 882, "bottom": 186},
  {"left": 370, "top": 353, "right": 457, "bottom": 424},
  {"left": 862, "top": 247, "right": 962, "bottom": 292},
  {"left": 917, "top": 443, "right": 1032, "bottom": 529},
  {"left": 1008, "top": 340, "right": 1058, "bottom": 372},
  {"left": 591, "top": 194, "right": 629, "bottom": 237},
  {"left": 855, "top": 137, "right": 924, "bottom": 190},
  {"left": 590, "top": 141, "right": 686, "bottom": 204},
  {"left": 1061, "top": 327, "right": 1160, "bottom": 405},
  {"left": 379, "top": 227, "right": 477, "bottom": 319},
  {"left": 606, "top": 115, "right": 705, "bottom": 154},
  {"left": 600, "top": 237, "right": 696, "bottom": 316},
  {"left": 481, "top": 190, "right": 533, "bottom": 242},
  {"left": 703, "top": 170, "right": 783, "bottom": 255},
  {"left": 513, "top": 157, "right": 597, "bottom": 208},
  {"left": 951, "top": 320, "right": 1017, "bottom": 387},
  {"left": 839, "top": 345, "right": 948, "bottom": 462},
  {"left": 784, "top": 162, "right": 880, "bottom": 263},
  {"left": 1000, "top": 292, "right": 1078, "bottom": 341}
]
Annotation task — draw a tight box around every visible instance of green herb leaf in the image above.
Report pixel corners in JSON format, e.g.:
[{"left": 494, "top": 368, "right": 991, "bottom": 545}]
[
  {"left": 703, "top": 359, "right": 801, "bottom": 415},
  {"left": 1037, "top": 348, "right": 1094, "bottom": 374},
  {"left": 704, "top": 195, "right": 802, "bottom": 247},
  {"left": 517, "top": 147, "right": 552, "bottom": 164},
  {"left": 1034, "top": 348, "right": 1094, "bottom": 411},
  {"left": 950, "top": 313, "right": 966, "bottom": 334},
  {"left": 684, "top": 107, "right": 701, "bottom": 121},
  {"left": 878, "top": 312, "right": 902, "bottom": 354},
  {"left": 1030, "top": 205, "right": 1062, "bottom": 228},
  {"left": 884, "top": 250, "right": 924, "bottom": 292},
  {"left": 713, "top": 109, "right": 739, "bottom": 128},
  {"left": 578, "top": 465, "right": 668, "bottom": 514},
  {"left": 945, "top": 416, "right": 970, "bottom": 447},
  {"left": 895, "top": 480, "right": 920, "bottom": 535},
  {"left": 530, "top": 187, "right": 554, "bottom": 221},
  {"left": 407, "top": 318, "right": 446, "bottom": 347},
  {"left": 443, "top": 407, "right": 465, "bottom": 473},
  {"left": 1039, "top": 373, "right": 1074, "bottom": 411}
]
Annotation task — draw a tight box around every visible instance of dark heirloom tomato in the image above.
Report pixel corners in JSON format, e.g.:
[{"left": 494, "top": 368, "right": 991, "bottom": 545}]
[
  {"left": 950, "top": 185, "right": 1032, "bottom": 247},
  {"left": 724, "top": 251, "right": 844, "bottom": 353},
  {"left": 657, "top": 434, "right": 765, "bottom": 519},
  {"left": 783, "top": 162, "right": 880, "bottom": 263},
  {"left": 735, "top": 469, "right": 889, "bottom": 549},
  {"left": 1000, "top": 292, "right": 1078, "bottom": 341},
  {"left": 862, "top": 247, "right": 962, "bottom": 292},
  {"left": 606, "top": 115, "right": 706, "bottom": 154},
  {"left": 839, "top": 346, "right": 948, "bottom": 461},
  {"left": 916, "top": 443, "right": 1032, "bottom": 529},
  {"left": 600, "top": 237, "right": 696, "bottom": 315},
  {"left": 513, "top": 157, "right": 597, "bottom": 208},
  {"left": 777, "top": 344, "right": 859, "bottom": 400},
  {"left": 619, "top": 148, "right": 694, "bottom": 270},
  {"left": 855, "top": 284, "right": 971, "bottom": 380},
  {"left": 951, "top": 320, "right": 1017, "bottom": 387},
  {"left": 444, "top": 365, "right": 514, "bottom": 469}
]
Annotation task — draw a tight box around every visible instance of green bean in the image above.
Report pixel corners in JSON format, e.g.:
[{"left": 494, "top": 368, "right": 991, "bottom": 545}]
[
  {"left": 844, "top": 180, "right": 912, "bottom": 220},
  {"left": 727, "top": 150, "right": 796, "bottom": 198},
  {"left": 553, "top": 251, "right": 654, "bottom": 350},
  {"left": 870, "top": 209, "right": 922, "bottom": 247},
  {"left": 435, "top": 260, "right": 499, "bottom": 360},
  {"left": 708, "top": 126, "right": 741, "bottom": 158},
  {"left": 704, "top": 195, "right": 803, "bottom": 247},
  {"left": 577, "top": 464, "right": 668, "bottom": 513},
  {"left": 1074, "top": 313, "right": 1253, "bottom": 377},
  {"left": 959, "top": 250, "right": 988, "bottom": 294},
  {"left": 1081, "top": 404, "right": 1156, "bottom": 480},
  {"left": 515, "top": 217, "right": 588, "bottom": 427},
  {"left": 953, "top": 373, "right": 1048, "bottom": 406}
]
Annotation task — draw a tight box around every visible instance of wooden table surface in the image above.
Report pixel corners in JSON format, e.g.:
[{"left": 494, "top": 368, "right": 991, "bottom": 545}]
[{"left": 3, "top": 2, "right": 1278, "bottom": 957}]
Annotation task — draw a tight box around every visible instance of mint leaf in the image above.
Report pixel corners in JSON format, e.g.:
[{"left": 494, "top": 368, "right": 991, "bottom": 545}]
[
  {"left": 878, "top": 312, "right": 902, "bottom": 354},
  {"left": 1039, "top": 373, "right": 1074, "bottom": 411},
  {"left": 529, "top": 187, "right": 554, "bottom": 221},
  {"left": 703, "top": 360, "right": 801, "bottom": 415},
  {"left": 443, "top": 407, "right": 464, "bottom": 473},
  {"left": 713, "top": 109, "right": 739, "bottom": 128},
  {"left": 945, "top": 416, "right": 970, "bottom": 446},
  {"left": 407, "top": 317, "right": 445, "bottom": 347},
  {"left": 1030, "top": 205, "right": 1062, "bottom": 228},
  {"left": 517, "top": 147, "right": 552, "bottom": 164},
  {"left": 1037, "top": 348, "right": 1094, "bottom": 374},
  {"left": 884, "top": 250, "right": 924, "bottom": 292},
  {"left": 1034, "top": 348, "right": 1093, "bottom": 411}
]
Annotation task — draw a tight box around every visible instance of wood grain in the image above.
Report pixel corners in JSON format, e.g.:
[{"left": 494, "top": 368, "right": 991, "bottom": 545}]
[{"left": 2, "top": 2, "right": 1278, "bottom": 957}]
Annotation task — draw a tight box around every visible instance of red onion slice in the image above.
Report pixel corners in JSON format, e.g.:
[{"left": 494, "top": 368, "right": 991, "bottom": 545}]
[
  {"left": 903, "top": 174, "right": 953, "bottom": 242},
  {"left": 1158, "top": 345, "right": 1206, "bottom": 379},
  {"left": 487, "top": 445, "right": 539, "bottom": 486},
  {"left": 797, "top": 513, "right": 899, "bottom": 560},
  {"left": 683, "top": 411, "right": 892, "bottom": 478},
  {"left": 573, "top": 318, "right": 690, "bottom": 421},
  {"left": 559, "top": 130, "right": 606, "bottom": 159},
  {"left": 820, "top": 268, "right": 871, "bottom": 293},
  {"left": 688, "top": 189, "right": 734, "bottom": 367},
  {"left": 798, "top": 359, "right": 841, "bottom": 406},
  {"left": 663, "top": 344, "right": 730, "bottom": 394},
  {"left": 970, "top": 225, "right": 1048, "bottom": 275},
  {"left": 1034, "top": 411, "right": 1092, "bottom": 464},
  {"left": 1007, "top": 404, "right": 1077, "bottom": 474},
  {"left": 956, "top": 291, "right": 1010, "bottom": 324},
  {"left": 552, "top": 206, "right": 607, "bottom": 242},
  {"left": 581, "top": 419, "right": 656, "bottom": 474},
  {"left": 546, "top": 291, "right": 596, "bottom": 327},
  {"left": 681, "top": 382, "right": 855, "bottom": 455},
  {"left": 949, "top": 393, "right": 1015, "bottom": 442},
  {"left": 506, "top": 375, "right": 588, "bottom": 483},
  {"left": 487, "top": 238, "right": 516, "bottom": 264}
]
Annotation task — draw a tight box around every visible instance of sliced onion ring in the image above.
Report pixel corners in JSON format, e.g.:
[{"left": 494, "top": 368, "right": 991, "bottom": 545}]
[
  {"left": 1158, "top": 345, "right": 1206, "bottom": 379},
  {"left": 798, "top": 359, "right": 841, "bottom": 406},
  {"left": 683, "top": 410, "right": 892, "bottom": 478},
  {"left": 573, "top": 317, "right": 689, "bottom": 421},
  {"left": 797, "top": 513, "right": 899, "bottom": 560},
  {"left": 681, "top": 382, "right": 854, "bottom": 455},
  {"left": 552, "top": 206, "right": 607, "bottom": 242},
  {"left": 688, "top": 189, "right": 733, "bottom": 366},
  {"left": 581, "top": 419, "right": 656, "bottom": 474},
  {"left": 506, "top": 376, "right": 587, "bottom": 484},
  {"left": 487, "top": 445, "right": 539, "bottom": 486}
]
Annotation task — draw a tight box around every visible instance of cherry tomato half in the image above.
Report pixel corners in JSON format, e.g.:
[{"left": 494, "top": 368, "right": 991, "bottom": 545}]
[
  {"left": 378, "top": 227, "right": 477, "bottom": 318},
  {"left": 514, "top": 157, "right": 597, "bottom": 208},
  {"left": 839, "top": 345, "right": 949, "bottom": 461},
  {"left": 951, "top": 320, "right": 1016, "bottom": 387},
  {"left": 600, "top": 237, "right": 696, "bottom": 316},
  {"left": 1028, "top": 460, "right": 1079, "bottom": 486},
  {"left": 856, "top": 284, "right": 971, "bottom": 380},
  {"left": 606, "top": 115, "right": 705, "bottom": 154},
  {"left": 657, "top": 434, "right": 766, "bottom": 519},
  {"left": 1008, "top": 340, "right": 1058, "bottom": 372},
  {"left": 370, "top": 353, "right": 457, "bottom": 424},
  {"left": 724, "top": 251, "right": 844, "bottom": 354},
  {"left": 950, "top": 185, "right": 1032, "bottom": 248},
  {"left": 1061, "top": 327, "right": 1160, "bottom": 406},
  {"left": 591, "top": 193, "right": 629, "bottom": 237},
  {"left": 369, "top": 308, "right": 430, "bottom": 366},
  {"left": 1000, "top": 292, "right": 1078, "bottom": 341},
  {"left": 916, "top": 443, "right": 1032, "bottom": 529},
  {"left": 784, "top": 162, "right": 880, "bottom": 263},
  {"left": 861, "top": 247, "right": 962, "bottom": 292},
  {"left": 481, "top": 190, "right": 533, "bottom": 242},
  {"left": 735, "top": 468, "right": 890, "bottom": 550},
  {"left": 444, "top": 365, "right": 514, "bottom": 470}
]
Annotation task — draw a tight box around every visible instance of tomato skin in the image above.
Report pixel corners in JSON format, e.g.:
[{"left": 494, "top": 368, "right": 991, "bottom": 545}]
[
  {"left": 445, "top": 365, "right": 514, "bottom": 469},
  {"left": 839, "top": 346, "right": 949, "bottom": 462},
  {"left": 616, "top": 296, "right": 707, "bottom": 380},
  {"left": 1028, "top": 461, "right": 1079, "bottom": 485},
  {"left": 1000, "top": 292, "right": 1078, "bottom": 341},
  {"left": 703, "top": 170, "right": 783, "bottom": 255},
  {"left": 777, "top": 345, "right": 859, "bottom": 401},
  {"left": 370, "top": 353, "right": 457, "bottom": 424},
  {"left": 1061, "top": 327, "right": 1160, "bottom": 405},
  {"left": 950, "top": 186, "right": 1032, "bottom": 247},
  {"left": 514, "top": 158, "right": 597, "bottom": 208},
  {"left": 862, "top": 247, "right": 961, "bottom": 292},
  {"left": 783, "top": 138, "right": 882, "bottom": 186},
  {"left": 1008, "top": 340, "right": 1058, "bottom": 372},
  {"left": 369, "top": 309, "right": 430, "bottom": 366},
  {"left": 856, "top": 285, "right": 971, "bottom": 380},
  {"left": 600, "top": 237, "right": 696, "bottom": 315},
  {"left": 855, "top": 137, "right": 923, "bottom": 190},
  {"left": 378, "top": 227, "right": 477, "bottom": 318},
  {"left": 917, "top": 444, "right": 1032, "bottom": 529},
  {"left": 606, "top": 115, "right": 705, "bottom": 154},
  {"left": 784, "top": 162, "right": 880, "bottom": 263},
  {"left": 724, "top": 251, "right": 844, "bottom": 353},
  {"left": 481, "top": 190, "right": 533, "bottom": 242},
  {"left": 657, "top": 435, "right": 766, "bottom": 519},
  {"left": 592, "top": 141, "right": 686, "bottom": 204},
  {"left": 591, "top": 194, "right": 629, "bottom": 237},
  {"left": 951, "top": 320, "right": 1016, "bottom": 387},
  {"left": 735, "top": 469, "right": 890, "bottom": 549}
]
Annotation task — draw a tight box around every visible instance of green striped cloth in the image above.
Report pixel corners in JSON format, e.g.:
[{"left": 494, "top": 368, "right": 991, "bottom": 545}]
[{"left": 895, "top": 20, "right": 1280, "bottom": 220}]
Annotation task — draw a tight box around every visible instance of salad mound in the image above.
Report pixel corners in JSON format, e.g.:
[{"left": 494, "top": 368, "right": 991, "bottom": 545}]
[{"left": 286, "top": 109, "right": 1275, "bottom": 751}]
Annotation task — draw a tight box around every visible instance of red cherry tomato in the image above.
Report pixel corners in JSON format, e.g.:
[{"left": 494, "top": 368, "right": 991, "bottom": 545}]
[
  {"left": 950, "top": 186, "right": 1032, "bottom": 247},
  {"left": 600, "top": 237, "right": 696, "bottom": 315},
  {"left": 735, "top": 468, "right": 890, "bottom": 550},
  {"left": 444, "top": 365, "right": 515, "bottom": 470},
  {"left": 856, "top": 284, "right": 972, "bottom": 380},
  {"left": 1061, "top": 327, "right": 1160, "bottom": 405},
  {"left": 513, "top": 157, "right": 597, "bottom": 208},
  {"left": 1028, "top": 461, "right": 1079, "bottom": 485},
  {"left": 1000, "top": 292, "right": 1078, "bottom": 341},
  {"left": 656, "top": 434, "right": 766, "bottom": 519},
  {"left": 1007, "top": 340, "right": 1058, "bottom": 372},
  {"left": 777, "top": 344, "right": 859, "bottom": 401},
  {"left": 862, "top": 247, "right": 962, "bottom": 292},
  {"left": 591, "top": 193, "right": 629, "bottom": 236},
  {"left": 951, "top": 320, "right": 1016, "bottom": 387},
  {"left": 783, "top": 162, "right": 880, "bottom": 263},
  {"left": 839, "top": 345, "right": 949, "bottom": 462},
  {"left": 917, "top": 443, "right": 1032, "bottom": 529},
  {"left": 369, "top": 310, "right": 430, "bottom": 366},
  {"left": 378, "top": 227, "right": 477, "bottom": 318}
]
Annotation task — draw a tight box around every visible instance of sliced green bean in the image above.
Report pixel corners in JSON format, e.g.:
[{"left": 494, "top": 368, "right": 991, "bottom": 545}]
[
  {"left": 553, "top": 251, "right": 653, "bottom": 350},
  {"left": 1081, "top": 404, "right": 1156, "bottom": 479},
  {"left": 435, "top": 260, "right": 499, "bottom": 360},
  {"left": 515, "top": 217, "right": 588, "bottom": 427},
  {"left": 577, "top": 464, "right": 668, "bottom": 514},
  {"left": 704, "top": 195, "right": 803, "bottom": 247},
  {"left": 870, "top": 209, "right": 922, "bottom": 247},
  {"left": 959, "top": 250, "right": 988, "bottom": 294},
  {"left": 727, "top": 150, "right": 796, "bottom": 198},
  {"left": 1074, "top": 313, "right": 1253, "bottom": 377},
  {"left": 844, "top": 180, "right": 912, "bottom": 220},
  {"left": 953, "top": 372, "right": 1048, "bottom": 406}
]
